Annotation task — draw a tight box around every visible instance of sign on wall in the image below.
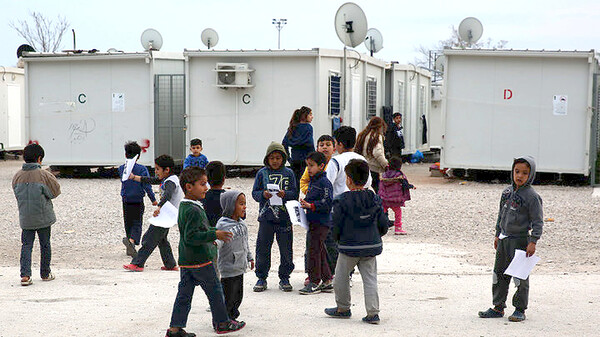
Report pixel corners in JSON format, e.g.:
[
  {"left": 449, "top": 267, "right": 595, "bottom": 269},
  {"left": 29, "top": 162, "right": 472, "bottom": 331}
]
[{"left": 553, "top": 95, "right": 568, "bottom": 116}]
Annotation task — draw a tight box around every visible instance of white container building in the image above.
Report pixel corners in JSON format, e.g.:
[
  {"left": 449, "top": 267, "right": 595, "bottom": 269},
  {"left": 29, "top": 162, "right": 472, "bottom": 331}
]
[
  {"left": 384, "top": 63, "right": 431, "bottom": 155},
  {"left": 184, "top": 49, "right": 386, "bottom": 166},
  {"left": 440, "top": 49, "right": 600, "bottom": 175},
  {"left": 22, "top": 51, "right": 185, "bottom": 167},
  {"left": 0, "top": 66, "right": 25, "bottom": 152}
]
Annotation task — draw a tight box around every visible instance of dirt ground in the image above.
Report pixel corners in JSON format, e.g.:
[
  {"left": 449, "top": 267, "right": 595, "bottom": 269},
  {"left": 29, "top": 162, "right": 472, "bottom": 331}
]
[{"left": 0, "top": 159, "right": 599, "bottom": 336}]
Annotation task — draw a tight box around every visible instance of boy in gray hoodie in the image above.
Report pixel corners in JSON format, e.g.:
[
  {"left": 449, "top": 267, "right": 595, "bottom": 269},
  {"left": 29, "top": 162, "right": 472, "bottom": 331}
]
[
  {"left": 478, "top": 156, "right": 543, "bottom": 322},
  {"left": 216, "top": 190, "right": 254, "bottom": 320}
]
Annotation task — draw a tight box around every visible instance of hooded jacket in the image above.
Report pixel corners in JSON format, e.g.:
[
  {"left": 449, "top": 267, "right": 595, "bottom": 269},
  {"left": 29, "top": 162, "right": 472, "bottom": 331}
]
[
  {"left": 378, "top": 169, "right": 413, "bottom": 208},
  {"left": 495, "top": 156, "right": 543, "bottom": 243},
  {"left": 216, "top": 190, "right": 253, "bottom": 278},
  {"left": 12, "top": 163, "right": 61, "bottom": 230},
  {"left": 332, "top": 189, "right": 389, "bottom": 257},
  {"left": 304, "top": 171, "right": 333, "bottom": 227},
  {"left": 252, "top": 142, "right": 298, "bottom": 223},
  {"left": 282, "top": 123, "right": 315, "bottom": 163}
]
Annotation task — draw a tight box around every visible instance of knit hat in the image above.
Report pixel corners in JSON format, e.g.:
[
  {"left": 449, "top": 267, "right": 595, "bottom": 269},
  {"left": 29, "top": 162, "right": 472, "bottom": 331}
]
[
  {"left": 263, "top": 141, "right": 287, "bottom": 167},
  {"left": 220, "top": 190, "right": 244, "bottom": 218}
]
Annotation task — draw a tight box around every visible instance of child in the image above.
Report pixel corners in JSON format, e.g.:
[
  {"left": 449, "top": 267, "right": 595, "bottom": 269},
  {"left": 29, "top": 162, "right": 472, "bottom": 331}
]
[
  {"left": 326, "top": 126, "right": 372, "bottom": 198},
  {"left": 378, "top": 156, "right": 415, "bottom": 235},
  {"left": 216, "top": 191, "right": 254, "bottom": 320},
  {"left": 13, "top": 143, "right": 61, "bottom": 286},
  {"left": 183, "top": 138, "right": 209, "bottom": 169},
  {"left": 299, "top": 152, "right": 333, "bottom": 294},
  {"left": 251, "top": 141, "right": 298, "bottom": 292},
  {"left": 118, "top": 141, "right": 157, "bottom": 258},
  {"left": 123, "top": 155, "right": 183, "bottom": 272},
  {"left": 165, "top": 167, "right": 245, "bottom": 337},
  {"left": 478, "top": 156, "right": 543, "bottom": 322},
  {"left": 299, "top": 135, "right": 335, "bottom": 286},
  {"left": 324, "top": 159, "right": 388, "bottom": 324},
  {"left": 299, "top": 135, "right": 335, "bottom": 195},
  {"left": 202, "top": 161, "right": 227, "bottom": 227}
]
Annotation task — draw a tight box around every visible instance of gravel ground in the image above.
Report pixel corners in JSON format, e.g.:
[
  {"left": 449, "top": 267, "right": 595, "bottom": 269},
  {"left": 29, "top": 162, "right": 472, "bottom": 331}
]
[{"left": 1, "top": 158, "right": 598, "bottom": 274}]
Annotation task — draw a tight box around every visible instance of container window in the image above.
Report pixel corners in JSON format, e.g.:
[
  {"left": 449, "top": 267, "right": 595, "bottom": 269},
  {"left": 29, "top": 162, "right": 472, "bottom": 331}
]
[
  {"left": 366, "top": 78, "right": 377, "bottom": 119},
  {"left": 398, "top": 81, "right": 405, "bottom": 116},
  {"left": 329, "top": 74, "right": 341, "bottom": 115}
]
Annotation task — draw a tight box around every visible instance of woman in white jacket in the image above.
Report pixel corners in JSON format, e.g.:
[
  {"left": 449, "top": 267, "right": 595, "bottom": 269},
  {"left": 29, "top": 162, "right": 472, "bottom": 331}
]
[{"left": 355, "top": 117, "right": 389, "bottom": 194}]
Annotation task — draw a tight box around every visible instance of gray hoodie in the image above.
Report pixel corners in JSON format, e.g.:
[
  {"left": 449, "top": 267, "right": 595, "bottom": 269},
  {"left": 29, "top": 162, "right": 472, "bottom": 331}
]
[
  {"left": 495, "top": 156, "right": 543, "bottom": 243},
  {"left": 216, "top": 191, "right": 253, "bottom": 278}
]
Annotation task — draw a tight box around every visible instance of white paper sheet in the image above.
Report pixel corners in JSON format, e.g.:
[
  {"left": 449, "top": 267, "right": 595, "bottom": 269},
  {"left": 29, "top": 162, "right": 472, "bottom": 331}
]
[
  {"left": 285, "top": 200, "right": 308, "bottom": 230},
  {"left": 267, "top": 183, "right": 282, "bottom": 206},
  {"left": 122, "top": 154, "right": 139, "bottom": 182},
  {"left": 553, "top": 95, "right": 568, "bottom": 116},
  {"left": 112, "top": 93, "right": 125, "bottom": 112},
  {"left": 149, "top": 201, "right": 178, "bottom": 228},
  {"left": 504, "top": 249, "right": 540, "bottom": 280}
]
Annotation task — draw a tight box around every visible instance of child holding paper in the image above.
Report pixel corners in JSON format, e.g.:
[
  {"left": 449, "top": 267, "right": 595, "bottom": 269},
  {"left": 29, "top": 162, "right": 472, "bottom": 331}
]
[
  {"left": 299, "top": 152, "right": 333, "bottom": 294},
  {"left": 478, "top": 156, "right": 543, "bottom": 322},
  {"left": 123, "top": 155, "right": 183, "bottom": 272},
  {"left": 251, "top": 142, "right": 298, "bottom": 292},
  {"left": 118, "top": 141, "right": 157, "bottom": 258}
]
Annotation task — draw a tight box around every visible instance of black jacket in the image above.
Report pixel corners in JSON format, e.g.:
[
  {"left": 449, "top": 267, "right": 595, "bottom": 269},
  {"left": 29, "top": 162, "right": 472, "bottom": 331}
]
[
  {"left": 385, "top": 123, "right": 405, "bottom": 156},
  {"left": 332, "top": 189, "right": 388, "bottom": 257}
]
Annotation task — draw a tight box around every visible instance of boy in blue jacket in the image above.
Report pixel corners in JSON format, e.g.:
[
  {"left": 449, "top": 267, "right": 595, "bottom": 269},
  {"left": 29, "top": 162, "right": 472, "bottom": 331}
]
[
  {"left": 118, "top": 141, "right": 157, "bottom": 258},
  {"left": 299, "top": 151, "right": 333, "bottom": 294},
  {"left": 325, "top": 159, "right": 388, "bottom": 324},
  {"left": 252, "top": 141, "right": 298, "bottom": 292}
]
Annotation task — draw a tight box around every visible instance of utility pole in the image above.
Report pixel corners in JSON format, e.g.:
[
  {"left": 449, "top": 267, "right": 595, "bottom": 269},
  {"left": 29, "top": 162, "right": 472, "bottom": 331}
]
[{"left": 272, "top": 18, "right": 287, "bottom": 49}]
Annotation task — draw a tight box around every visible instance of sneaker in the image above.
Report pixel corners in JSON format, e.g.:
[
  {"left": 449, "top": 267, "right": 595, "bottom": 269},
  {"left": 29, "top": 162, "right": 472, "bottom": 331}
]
[
  {"left": 161, "top": 266, "right": 179, "bottom": 271},
  {"left": 123, "top": 264, "right": 144, "bottom": 272},
  {"left": 395, "top": 229, "right": 407, "bottom": 235},
  {"left": 508, "top": 310, "right": 526, "bottom": 322},
  {"left": 20, "top": 276, "right": 33, "bottom": 286},
  {"left": 299, "top": 282, "right": 321, "bottom": 295},
  {"left": 317, "top": 280, "right": 333, "bottom": 293},
  {"left": 478, "top": 307, "right": 504, "bottom": 318},
  {"left": 279, "top": 279, "right": 293, "bottom": 292},
  {"left": 253, "top": 279, "right": 267, "bottom": 292},
  {"left": 165, "top": 328, "right": 196, "bottom": 337},
  {"left": 304, "top": 276, "right": 310, "bottom": 286},
  {"left": 41, "top": 272, "right": 55, "bottom": 281},
  {"left": 324, "top": 307, "right": 351, "bottom": 318},
  {"left": 122, "top": 237, "right": 138, "bottom": 257},
  {"left": 215, "top": 320, "right": 246, "bottom": 334},
  {"left": 362, "top": 314, "right": 380, "bottom": 324}
]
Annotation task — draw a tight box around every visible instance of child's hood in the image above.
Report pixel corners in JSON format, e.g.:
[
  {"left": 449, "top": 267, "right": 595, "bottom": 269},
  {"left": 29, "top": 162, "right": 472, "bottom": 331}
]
[
  {"left": 342, "top": 190, "right": 382, "bottom": 227},
  {"left": 263, "top": 141, "right": 288, "bottom": 166},
  {"left": 511, "top": 155, "right": 536, "bottom": 189},
  {"left": 220, "top": 190, "right": 243, "bottom": 218},
  {"left": 381, "top": 169, "right": 403, "bottom": 186}
]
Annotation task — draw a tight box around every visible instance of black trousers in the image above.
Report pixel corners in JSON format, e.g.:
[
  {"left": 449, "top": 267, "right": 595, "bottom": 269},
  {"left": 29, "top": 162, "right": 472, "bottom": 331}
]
[
  {"left": 131, "top": 225, "right": 176, "bottom": 269},
  {"left": 290, "top": 160, "right": 306, "bottom": 192},
  {"left": 123, "top": 202, "right": 144, "bottom": 245},
  {"left": 221, "top": 274, "right": 244, "bottom": 320},
  {"left": 370, "top": 171, "right": 381, "bottom": 194},
  {"left": 493, "top": 237, "right": 530, "bottom": 311}
]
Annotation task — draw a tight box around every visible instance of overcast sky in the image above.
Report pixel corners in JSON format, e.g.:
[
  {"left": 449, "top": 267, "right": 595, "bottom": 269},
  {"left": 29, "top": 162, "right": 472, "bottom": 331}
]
[{"left": 1, "top": 0, "right": 599, "bottom": 67}]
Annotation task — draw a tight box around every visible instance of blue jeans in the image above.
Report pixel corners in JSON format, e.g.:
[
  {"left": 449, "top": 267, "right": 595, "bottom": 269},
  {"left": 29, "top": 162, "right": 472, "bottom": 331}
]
[
  {"left": 255, "top": 220, "right": 294, "bottom": 281},
  {"left": 169, "top": 264, "right": 229, "bottom": 328},
  {"left": 20, "top": 226, "right": 52, "bottom": 278}
]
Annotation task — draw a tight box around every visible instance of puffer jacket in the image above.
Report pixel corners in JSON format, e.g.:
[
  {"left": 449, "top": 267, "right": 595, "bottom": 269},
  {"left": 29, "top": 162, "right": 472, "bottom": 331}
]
[
  {"left": 332, "top": 189, "right": 388, "bottom": 257},
  {"left": 12, "top": 163, "right": 61, "bottom": 230},
  {"left": 378, "top": 169, "right": 413, "bottom": 208}
]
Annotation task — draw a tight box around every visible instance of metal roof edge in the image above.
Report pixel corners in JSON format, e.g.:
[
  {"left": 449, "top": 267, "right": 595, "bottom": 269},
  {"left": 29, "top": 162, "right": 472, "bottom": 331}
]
[
  {"left": 443, "top": 48, "right": 595, "bottom": 58},
  {"left": 21, "top": 52, "right": 152, "bottom": 62},
  {"left": 184, "top": 49, "right": 319, "bottom": 58},
  {"left": 0, "top": 66, "right": 24, "bottom": 74}
]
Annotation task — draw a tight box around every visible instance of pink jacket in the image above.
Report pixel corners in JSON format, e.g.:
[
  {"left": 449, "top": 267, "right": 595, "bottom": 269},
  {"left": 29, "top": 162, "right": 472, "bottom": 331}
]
[{"left": 378, "top": 169, "right": 413, "bottom": 208}]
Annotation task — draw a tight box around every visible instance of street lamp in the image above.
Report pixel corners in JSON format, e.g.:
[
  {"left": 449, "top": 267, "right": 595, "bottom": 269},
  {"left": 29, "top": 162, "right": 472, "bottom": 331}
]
[{"left": 272, "top": 18, "right": 287, "bottom": 49}]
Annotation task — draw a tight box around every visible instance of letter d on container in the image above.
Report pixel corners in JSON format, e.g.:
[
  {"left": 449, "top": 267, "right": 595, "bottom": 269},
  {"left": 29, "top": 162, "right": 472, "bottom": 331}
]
[{"left": 503, "top": 89, "right": 512, "bottom": 100}]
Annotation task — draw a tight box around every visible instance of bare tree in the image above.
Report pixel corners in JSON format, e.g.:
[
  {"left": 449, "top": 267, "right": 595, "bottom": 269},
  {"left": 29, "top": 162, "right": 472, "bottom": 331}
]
[
  {"left": 414, "top": 25, "right": 508, "bottom": 68},
  {"left": 9, "top": 11, "right": 70, "bottom": 52}
]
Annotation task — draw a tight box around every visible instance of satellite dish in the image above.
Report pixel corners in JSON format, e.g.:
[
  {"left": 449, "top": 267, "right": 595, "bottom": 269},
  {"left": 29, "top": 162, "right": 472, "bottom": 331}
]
[
  {"left": 434, "top": 55, "right": 445, "bottom": 72},
  {"left": 201, "top": 28, "right": 219, "bottom": 49},
  {"left": 334, "top": 2, "right": 368, "bottom": 48},
  {"left": 458, "top": 17, "right": 483, "bottom": 45},
  {"left": 140, "top": 28, "right": 163, "bottom": 51},
  {"left": 17, "top": 44, "right": 35, "bottom": 58},
  {"left": 107, "top": 48, "right": 118, "bottom": 53},
  {"left": 364, "top": 28, "right": 383, "bottom": 55}
]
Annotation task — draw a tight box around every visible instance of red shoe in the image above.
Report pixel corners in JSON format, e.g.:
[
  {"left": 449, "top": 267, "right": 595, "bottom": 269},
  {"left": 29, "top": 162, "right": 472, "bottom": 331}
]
[
  {"left": 304, "top": 276, "right": 310, "bottom": 286},
  {"left": 161, "top": 266, "right": 179, "bottom": 271},
  {"left": 123, "top": 264, "right": 144, "bottom": 272}
]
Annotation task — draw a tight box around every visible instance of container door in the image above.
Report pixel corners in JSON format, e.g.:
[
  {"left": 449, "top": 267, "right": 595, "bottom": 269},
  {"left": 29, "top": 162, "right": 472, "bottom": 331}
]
[
  {"left": 7, "top": 84, "right": 22, "bottom": 148},
  {"left": 155, "top": 75, "right": 186, "bottom": 164}
]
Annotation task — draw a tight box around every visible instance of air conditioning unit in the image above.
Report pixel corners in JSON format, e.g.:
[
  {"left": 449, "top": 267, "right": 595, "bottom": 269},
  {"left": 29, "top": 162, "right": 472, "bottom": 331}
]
[{"left": 214, "top": 63, "right": 254, "bottom": 88}]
